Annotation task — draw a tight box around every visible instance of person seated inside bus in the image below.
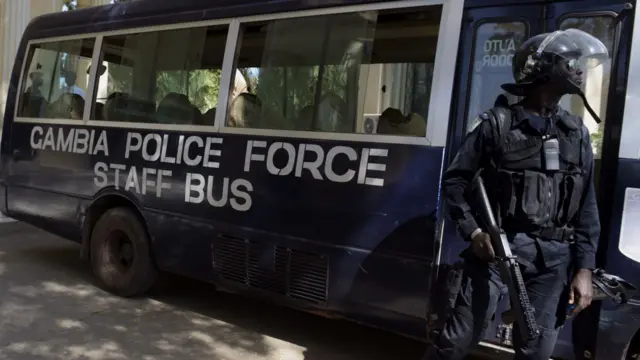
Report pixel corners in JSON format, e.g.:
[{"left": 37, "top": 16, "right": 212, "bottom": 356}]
[
  {"left": 20, "top": 71, "right": 48, "bottom": 118},
  {"left": 102, "top": 92, "right": 157, "bottom": 123},
  {"left": 44, "top": 92, "right": 84, "bottom": 120},
  {"left": 155, "top": 92, "right": 199, "bottom": 125},
  {"left": 62, "top": 71, "right": 86, "bottom": 100},
  {"left": 228, "top": 92, "right": 263, "bottom": 128},
  {"left": 376, "top": 107, "right": 426, "bottom": 137},
  {"left": 201, "top": 107, "right": 216, "bottom": 126},
  {"left": 94, "top": 102, "right": 105, "bottom": 121},
  {"left": 102, "top": 92, "right": 129, "bottom": 121}
]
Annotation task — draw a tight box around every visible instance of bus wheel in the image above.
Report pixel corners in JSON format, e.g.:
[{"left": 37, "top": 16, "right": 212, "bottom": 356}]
[{"left": 90, "top": 207, "right": 157, "bottom": 297}]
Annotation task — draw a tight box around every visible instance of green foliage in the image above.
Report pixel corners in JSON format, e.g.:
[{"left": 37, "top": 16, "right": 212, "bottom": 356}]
[
  {"left": 249, "top": 65, "right": 348, "bottom": 130},
  {"left": 156, "top": 69, "right": 222, "bottom": 113},
  {"left": 105, "top": 63, "right": 133, "bottom": 97},
  {"left": 62, "top": 0, "right": 76, "bottom": 11},
  {"left": 591, "top": 123, "right": 604, "bottom": 155}
]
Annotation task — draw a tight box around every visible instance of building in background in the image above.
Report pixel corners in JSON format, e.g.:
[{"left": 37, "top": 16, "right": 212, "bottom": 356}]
[{"left": 0, "top": 0, "right": 112, "bottom": 123}]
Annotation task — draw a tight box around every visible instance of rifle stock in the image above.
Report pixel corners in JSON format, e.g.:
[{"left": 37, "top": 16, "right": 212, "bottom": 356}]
[{"left": 472, "top": 175, "right": 540, "bottom": 342}]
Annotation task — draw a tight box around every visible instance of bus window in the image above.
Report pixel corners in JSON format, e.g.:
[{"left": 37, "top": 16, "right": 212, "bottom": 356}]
[
  {"left": 465, "top": 21, "right": 527, "bottom": 133},
  {"left": 558, "top": 16, "right": 616, "bottom": 160},
  {"left": 17, "top": 38, "right": 95, "bottom": 120},
  {"left": 92, "top": 25, "right": 228, "bottom": 125},
  {"left": 228, "top": 6, "right": 442, "bottom": 137}
]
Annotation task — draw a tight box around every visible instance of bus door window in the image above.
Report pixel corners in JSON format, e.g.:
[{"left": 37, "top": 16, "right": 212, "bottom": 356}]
[
  {"left": 465, "top": 21, "right": 527, "bottom": 134},
  {"left": 557, "top": 16, "right": 616, "bottom": 195},
  {"left": 17, "top": 38, "right": 95, "bottom": 120},
  {"left": 228, "top": 6, "right": 442, "bottom": 138},
  {"left": 92, "top": 25, "right": 228, "bottom": 125}
]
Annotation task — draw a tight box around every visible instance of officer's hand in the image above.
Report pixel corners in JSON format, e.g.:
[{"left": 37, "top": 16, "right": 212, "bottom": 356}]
[
  {"left": 471, "top": 232, "right": 495, "bottom": 262},
  {"left": 569, "top": 269, "right": 593, "bottom": 315}
]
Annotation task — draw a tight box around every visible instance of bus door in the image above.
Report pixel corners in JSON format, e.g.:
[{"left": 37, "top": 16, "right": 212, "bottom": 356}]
[
  {"left": 547, "top": 3, "right": 633, "bottom": 360},
  {"left": 439, "top": 0, "right": 629, "bottom": 358},
  {"left": 434, "top": 0, "right": 542, "bottom": 347}
]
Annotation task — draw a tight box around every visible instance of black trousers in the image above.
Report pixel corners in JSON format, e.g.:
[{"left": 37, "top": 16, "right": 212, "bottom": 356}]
[{"left": 422, "top": 233, "right": 571, "bottom": 360}]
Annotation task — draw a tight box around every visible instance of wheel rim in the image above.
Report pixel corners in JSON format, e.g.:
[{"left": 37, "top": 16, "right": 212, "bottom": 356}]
[{"left": 105, "top": 229, "right": 134, "bottom": 272}]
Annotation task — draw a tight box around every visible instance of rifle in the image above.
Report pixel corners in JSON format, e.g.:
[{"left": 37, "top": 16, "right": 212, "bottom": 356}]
[{"left": 471, "top": 174, "right": 540, "bottom": 342}]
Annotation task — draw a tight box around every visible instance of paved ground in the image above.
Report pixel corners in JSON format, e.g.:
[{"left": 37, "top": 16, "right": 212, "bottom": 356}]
[{"left": 0, "top": 219, "right": 445, "bottom": 360}]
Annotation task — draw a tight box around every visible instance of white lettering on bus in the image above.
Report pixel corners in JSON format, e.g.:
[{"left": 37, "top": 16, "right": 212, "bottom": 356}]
[
  {"left": 30, "top": 126, "right": 108, "bottom": 155},
  {"left": 28, "top": 125, "right": 390, "bottom": 213},
  {"left": 325, "top": 146, "right": 357, "bottom": 183},
  {"left": 244, "top": 141, "right": 388, "bottom": 186},
  {"left": 267, "top": 142, "right": 296, "bottom": 176},
  {"left": 93, "top": 161, "right": 171, "bottom": 197},
  {"left": 124, "top": 131, "right": 222, "bottom": 168},
  {"left": 295, "top": 144, "right": 323, "bottom": 180},
  {"left": 184, "top": 174, "right": 253, "bottom": 212}
]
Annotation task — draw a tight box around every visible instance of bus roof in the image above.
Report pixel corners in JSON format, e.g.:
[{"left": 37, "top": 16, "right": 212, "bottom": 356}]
[
  {"left": 23, "top": 0, "right": 557, "bottom": 41},
  {"left": 25, "top": 0, "right": 385, "bottom": 40}
]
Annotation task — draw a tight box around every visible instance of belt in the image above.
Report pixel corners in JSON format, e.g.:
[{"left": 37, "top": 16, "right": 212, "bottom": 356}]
[
  {"left": 528, "top": 226, "right": 575, "bottom": 242},
  {"left": 503, "top": 224, "right": 575, "bottom": 242}
]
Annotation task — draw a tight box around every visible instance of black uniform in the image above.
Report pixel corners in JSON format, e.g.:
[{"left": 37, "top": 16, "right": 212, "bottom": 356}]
[{"left": 422, "top": 28, "right": 606, "bottom": 360}]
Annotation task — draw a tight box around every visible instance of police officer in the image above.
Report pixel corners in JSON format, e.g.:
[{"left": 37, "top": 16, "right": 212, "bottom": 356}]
[{"left": 422, "top": 28, "right": 609, "bottom": 360}]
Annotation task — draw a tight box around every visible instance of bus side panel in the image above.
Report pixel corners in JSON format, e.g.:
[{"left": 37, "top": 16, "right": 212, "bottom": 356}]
[
  {"left": 142, "top": 132, "right": 444, "bottom": 337},
  {"left": 0, "top": 26, "right": 32, "bottom": 217},
  {"left": 594, "top": 158, "right": 640, "bottom": 360},
  {"left": 5, "top": 122, "right": 444, "bottom": 337},
  {"left": 5, "top": 122, "right": 89, "bottom": 241},
  {"left": 143, "top": 207, "right": 434, "bottom": 338}
]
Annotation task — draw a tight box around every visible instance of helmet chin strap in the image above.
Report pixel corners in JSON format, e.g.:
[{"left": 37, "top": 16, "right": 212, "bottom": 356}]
[
  {"left": 578, "top": 90, "right": 602, "bottom": 124},
  {"left": 564, "top": 78, "right": 602, "bottom": 124}
]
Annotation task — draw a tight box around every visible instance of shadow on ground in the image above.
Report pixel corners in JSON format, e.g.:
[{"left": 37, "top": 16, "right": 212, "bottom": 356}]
[{"left": 0, "top": 221, "right": 428, "bottom": 360}]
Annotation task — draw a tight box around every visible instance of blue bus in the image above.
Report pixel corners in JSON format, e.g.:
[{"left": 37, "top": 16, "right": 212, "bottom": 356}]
[{"left": 0, "top": 0, "right": 638, "bottom": 358}]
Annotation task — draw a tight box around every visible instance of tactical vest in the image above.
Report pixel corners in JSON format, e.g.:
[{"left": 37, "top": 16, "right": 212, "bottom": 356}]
[{"left": 482, "top": 104, "right": 587, "bottom": 241}]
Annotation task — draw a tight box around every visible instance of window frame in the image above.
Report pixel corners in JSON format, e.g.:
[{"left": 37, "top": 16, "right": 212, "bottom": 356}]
[{"left": 14, "top": 0, "right": 464, "bottom": 147}]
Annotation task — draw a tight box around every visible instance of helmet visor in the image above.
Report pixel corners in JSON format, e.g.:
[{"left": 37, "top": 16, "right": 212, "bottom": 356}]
[{"left": 541, "top": 28, "right": 609, "bottom": 69}]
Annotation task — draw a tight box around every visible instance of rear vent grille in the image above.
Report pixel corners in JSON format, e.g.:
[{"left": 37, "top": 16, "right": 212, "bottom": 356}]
[{"left": 212, "top": 235, "right": 328, "bottom": 304}]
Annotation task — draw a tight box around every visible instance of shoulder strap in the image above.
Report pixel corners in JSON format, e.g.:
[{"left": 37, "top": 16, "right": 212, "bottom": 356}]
[
  {"left": 480, "top": 98, "right": 514, "bottom": 228},
  {"left": 484, "top": 105, "right": 513, "bottom": 162}
]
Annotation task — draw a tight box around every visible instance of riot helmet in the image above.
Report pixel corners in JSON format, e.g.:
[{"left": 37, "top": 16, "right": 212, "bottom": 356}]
[{"left": 501, "top": 28, "right": 609, "bottom": 122}]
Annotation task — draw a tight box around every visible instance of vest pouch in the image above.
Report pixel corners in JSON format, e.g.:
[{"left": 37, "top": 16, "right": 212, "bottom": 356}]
[
  {"left": 494, "top": 169, "right": 517, "bottom": 218},
  {"left": 501, "top": 137, "right": 543, "bottom": 170},
  {"left": 557, "top": 131, "right": 584, "bottom": 224},
  {"left": 520, "top": 170, "right": 553, "bottom": 226},
  {"left": 560, "top": 174, "right": 585, "bottom": 224},
  {"left": 558, "top": 131, "right": 582, "bottom": 166}
]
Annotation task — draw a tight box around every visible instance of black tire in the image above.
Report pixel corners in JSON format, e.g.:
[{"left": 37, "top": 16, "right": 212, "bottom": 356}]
[{"left": 90, "top": 207, "right": 158, "bottom": 297}]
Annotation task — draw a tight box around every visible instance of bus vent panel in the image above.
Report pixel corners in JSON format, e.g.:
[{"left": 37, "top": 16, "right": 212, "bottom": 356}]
[{"left": 212, "top": 235, "right": 329, "bottom": 304}]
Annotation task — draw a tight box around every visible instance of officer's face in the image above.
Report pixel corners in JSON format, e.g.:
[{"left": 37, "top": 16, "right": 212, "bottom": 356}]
[{"left": 560, "top": 57, "right": 584, "bottom": 87}]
